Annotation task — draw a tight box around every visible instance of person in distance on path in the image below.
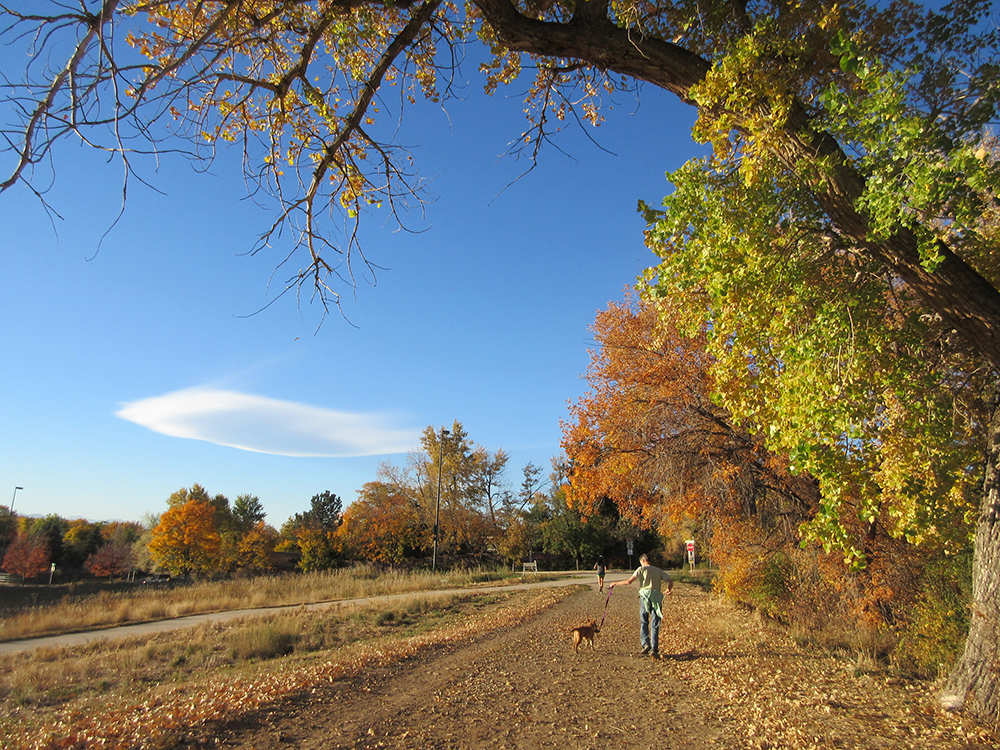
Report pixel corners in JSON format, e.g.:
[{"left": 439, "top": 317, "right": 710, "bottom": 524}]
[{"left": 608, "top": 553, "right": 673, "bottom": 658}]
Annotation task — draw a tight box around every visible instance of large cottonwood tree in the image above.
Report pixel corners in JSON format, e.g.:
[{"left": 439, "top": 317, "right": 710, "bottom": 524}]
[
  {"left": 1, "top": 0, "right": 998, "bottom": 352},
  {"left": 4, "top": 0, "right": 1000, "bottom": 724}
]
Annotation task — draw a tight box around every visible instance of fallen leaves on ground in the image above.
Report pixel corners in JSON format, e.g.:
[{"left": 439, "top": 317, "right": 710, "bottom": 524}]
[{"left": 15, "top": 583, "right": 1000, "bottom": 750}]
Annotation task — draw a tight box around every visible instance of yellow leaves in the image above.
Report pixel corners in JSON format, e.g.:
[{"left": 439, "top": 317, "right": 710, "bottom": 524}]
[
  {"left": 817, "top": 3, "right": 844, "bottom": 31},
  {"left": 690, "top": 18, "right": 808, "bottom": 187},
  {"left": 481, "top": 50, "right": 522, "bottom": 96}
]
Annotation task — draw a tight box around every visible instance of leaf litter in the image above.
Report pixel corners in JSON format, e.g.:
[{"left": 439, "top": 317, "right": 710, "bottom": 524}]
[{"left": 13, "top": 582, "right": 1000, "bottom": 749}]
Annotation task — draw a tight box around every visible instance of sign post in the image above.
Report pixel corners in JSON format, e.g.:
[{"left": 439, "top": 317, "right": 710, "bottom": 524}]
[
  {"left": 686, "top": 540, "right": 696, "bottom": 572},
  {"left": 627, "top": 539, "right": 634, "bottom": 570}
]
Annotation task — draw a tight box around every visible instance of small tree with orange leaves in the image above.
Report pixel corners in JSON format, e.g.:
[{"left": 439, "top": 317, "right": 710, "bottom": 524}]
[
  {"left": 2, "top": 533, "right": 50, "bottom": 581},
  {"left": 340, "top": 482, "right": 423, "bottom": 564},
  {"left": 85, "top": 542, "right": 137, "bottom": 579},
  {"left": 235, "top": 521, "right": 279, "bottom": 572},
  {"left": 148, "top": 498, "right": 221, "bottom": 577}
]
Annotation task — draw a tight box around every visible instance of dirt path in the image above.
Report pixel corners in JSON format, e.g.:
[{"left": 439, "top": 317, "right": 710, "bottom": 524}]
[{"left": 196, "top": 582, "right": 996, "bottom": 750}]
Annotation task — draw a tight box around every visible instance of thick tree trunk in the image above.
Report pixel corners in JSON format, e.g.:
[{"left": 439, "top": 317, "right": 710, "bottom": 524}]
[{"left": 941, "top": 391, "right": 1000, "bottom": 726}]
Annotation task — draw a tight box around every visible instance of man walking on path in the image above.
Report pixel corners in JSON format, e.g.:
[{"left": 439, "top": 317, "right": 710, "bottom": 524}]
[{"left": 609, "top": 553, "right": 673, "bottom": 658}]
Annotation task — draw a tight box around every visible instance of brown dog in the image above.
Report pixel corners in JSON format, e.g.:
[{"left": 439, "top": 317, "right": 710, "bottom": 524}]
[{"left": 571, "top": 620, "right": 600, "bottom": 653}]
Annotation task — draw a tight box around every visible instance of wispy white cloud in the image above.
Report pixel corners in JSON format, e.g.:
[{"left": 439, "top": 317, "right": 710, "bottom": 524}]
[{"left": 115, "top": 387, "right": 420, "bottom": 457}]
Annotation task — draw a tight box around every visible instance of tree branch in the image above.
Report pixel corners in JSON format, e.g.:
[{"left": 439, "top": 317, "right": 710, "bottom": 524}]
[
  {"left": 472, "top": 0, "right": 1000, "bottom": 370},
  {"left": 0, "top": 0, "right": 120, "bottom": 192}
]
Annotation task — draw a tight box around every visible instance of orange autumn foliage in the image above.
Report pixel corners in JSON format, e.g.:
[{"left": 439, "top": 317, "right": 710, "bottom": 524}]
[
  {"left": 1, "top": 534, "right": 50, "bottom": 580},
  {"left": 340, "top": 483, "right": 423, "bottom": 563},
  {"left": 85, "top": 542, "right": 137, "bottom": 579},
  {"left": 236, "top": 521, "right": 279, "bottom": 571},
  {"left": 564, "top": 294, "right": 942, "bottom": 635},
  {"left": 149, "top": 499, "right": 221, "bottom": 577},
  {"left": 562, "top": 294, "right": 817, "bottom": 531}
]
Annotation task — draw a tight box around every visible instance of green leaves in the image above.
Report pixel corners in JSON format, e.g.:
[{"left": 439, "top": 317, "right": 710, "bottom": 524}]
[
  {"left": 640, "top": 140, "right": 983, "bottom": 567},
  {"left": 632, "top": 1, "right": 1000, "bottom": 567},
  {"left": 820, "top": 28, "right": 1000, "bottom": 275}
]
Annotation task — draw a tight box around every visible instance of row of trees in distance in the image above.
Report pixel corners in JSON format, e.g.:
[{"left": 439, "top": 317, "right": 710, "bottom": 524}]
[{"left": 0, "top": 423, "right": 680, "bottom": 582}]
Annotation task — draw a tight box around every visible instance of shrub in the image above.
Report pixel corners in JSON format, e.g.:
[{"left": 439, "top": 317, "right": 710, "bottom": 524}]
[
  {"left": 230, "top": 622, "right": 299, "bottom": 661},
  {"left": 747, "top": 553, "right": 794, "bottom": 621},
  {"left": 893, "top": 547, "right": 972, "bottom": 678}
]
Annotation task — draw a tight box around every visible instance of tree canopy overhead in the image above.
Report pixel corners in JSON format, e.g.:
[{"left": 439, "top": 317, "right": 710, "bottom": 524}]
[{"left": 3, "top": 0, "right": 1000, "bottom": 358}]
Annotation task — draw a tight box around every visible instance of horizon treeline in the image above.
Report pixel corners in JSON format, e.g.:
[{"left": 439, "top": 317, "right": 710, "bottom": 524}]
[{"left": 0, "top": 421, "right": 681, "bottom": 583}]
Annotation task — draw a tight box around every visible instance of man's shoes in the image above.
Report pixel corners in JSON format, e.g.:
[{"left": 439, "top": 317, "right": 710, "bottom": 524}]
[
  {"left": 639, "top": 646, "right": 651, "bottom": 655},
  {"left": 650, "top": 650, "right": 660, "bottom": 659}
]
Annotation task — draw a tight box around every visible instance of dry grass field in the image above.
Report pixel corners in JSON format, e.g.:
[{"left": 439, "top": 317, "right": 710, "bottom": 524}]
[
  {"left": 0, "top": 566, "right": 539, "bottom": 748},
  {"left": 0, "top": 566, "right": 515, "bottom": 642}
]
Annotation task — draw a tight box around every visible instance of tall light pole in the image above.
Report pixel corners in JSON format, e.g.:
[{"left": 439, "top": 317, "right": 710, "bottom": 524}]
[
  {"left": 1, "top": 486, "right": 23, "bottom": 567},
  {"left": 432, "top": 428, "right": 450, "bottom": 572}
]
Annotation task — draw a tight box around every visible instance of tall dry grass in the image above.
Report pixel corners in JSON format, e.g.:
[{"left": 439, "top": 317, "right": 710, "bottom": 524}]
[{"left": 0, "top": 565, "right": 515, "bottom": 642}]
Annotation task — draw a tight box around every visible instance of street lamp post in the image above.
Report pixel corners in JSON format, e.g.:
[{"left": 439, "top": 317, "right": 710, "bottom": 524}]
[
  {"left": 1, "top": 486, "right": 23, "bottom": 567},
  {"left": 432, "top": 428, "right": 450, "bottom": 572}
]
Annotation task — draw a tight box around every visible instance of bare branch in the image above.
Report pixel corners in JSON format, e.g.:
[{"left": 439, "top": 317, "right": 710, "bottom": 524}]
[{"left": 1, "top": 0, "right": 120, "bottom": 192}]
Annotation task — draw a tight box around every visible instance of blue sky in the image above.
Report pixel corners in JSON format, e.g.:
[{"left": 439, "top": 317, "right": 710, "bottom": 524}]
[{"left": 1, "top": 69, "right": 705, "bottom": 527}]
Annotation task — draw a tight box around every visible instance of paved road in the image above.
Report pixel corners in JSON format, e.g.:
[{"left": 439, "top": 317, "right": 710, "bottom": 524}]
[{"left": 0, "top": 571, "right": 629, "bottom": 655}]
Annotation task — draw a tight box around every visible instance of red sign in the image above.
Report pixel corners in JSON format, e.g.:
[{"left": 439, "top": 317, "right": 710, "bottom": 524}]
[{"left": 686, "top": 541, "right": 695, "bottom": 552}]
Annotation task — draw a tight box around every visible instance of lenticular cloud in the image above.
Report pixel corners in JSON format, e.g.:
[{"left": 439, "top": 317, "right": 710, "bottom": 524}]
[{"left": 115, "top": 387, "right": 420, "bottom": 457}]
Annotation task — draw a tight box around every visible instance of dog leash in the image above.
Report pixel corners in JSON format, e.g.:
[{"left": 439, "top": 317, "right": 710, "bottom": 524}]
[{"left": 599, "top": 586, "right": 612, "bottom": 629}]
